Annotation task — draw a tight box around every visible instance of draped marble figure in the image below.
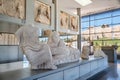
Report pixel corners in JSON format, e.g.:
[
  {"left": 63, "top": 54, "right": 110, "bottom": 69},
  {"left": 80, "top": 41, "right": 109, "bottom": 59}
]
[
  {"left": 15, "top": 25, "right": 80, "bottom": 69},
  {"left": 15, "top": 25, "right": 57, "bottom": 69},
  {"left": 47, "top": 31, "right": 80, "bottom": 65}
]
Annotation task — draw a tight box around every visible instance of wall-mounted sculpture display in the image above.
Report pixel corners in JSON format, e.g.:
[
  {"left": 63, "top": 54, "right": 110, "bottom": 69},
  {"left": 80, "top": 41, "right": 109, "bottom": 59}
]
[
  {"left": 60, "top": 11, "right": 69, "bottom": 29},
  {"left": 69, "top": 15, "right": 78, "bottom": 32},
  {"left": 15, "top": 25, "right": 57, "bottom": 70},
  {"left": 59, "top": 11, "right": 79, "bottom": 34},
  {"left": 0, "top": 0, "right": 25, "bottom": 19},
  {"left": 34, "top": 0, "right": 51, "bottom": 25},
  {"left": 47, "top": 31, "right": 80, "bottom": 65}
]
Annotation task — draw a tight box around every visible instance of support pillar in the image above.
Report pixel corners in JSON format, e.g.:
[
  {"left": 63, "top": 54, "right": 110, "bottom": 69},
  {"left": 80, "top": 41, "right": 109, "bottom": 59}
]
[
  {"left": 52, "top": 0, "right": 59, "bottom": 31},
  {"left": 77, "top": 8, "right": 81, "bottom": 52}
]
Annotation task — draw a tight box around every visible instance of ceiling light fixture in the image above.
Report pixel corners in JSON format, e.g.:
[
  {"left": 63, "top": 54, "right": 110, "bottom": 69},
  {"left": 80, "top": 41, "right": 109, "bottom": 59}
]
[{"left": 75, "top": 0, "right": 92, "bottom": 6}]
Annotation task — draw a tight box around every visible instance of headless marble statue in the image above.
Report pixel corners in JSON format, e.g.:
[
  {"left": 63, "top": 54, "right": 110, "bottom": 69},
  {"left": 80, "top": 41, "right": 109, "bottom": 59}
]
[
  {"left": 47, "top": 31, "right": 80, "bottom": 65},
  {"left": 15, "top": 25, "right": 57, "bottom": 69},
  {"left": 94, "top": 48, "right": 107, "bottom": 58},
  {"left": 81, "top": 42, "right": 90, "bottom": 60},
  {"left": 81, "top": 46, "right": 90, "bottom": 60}
]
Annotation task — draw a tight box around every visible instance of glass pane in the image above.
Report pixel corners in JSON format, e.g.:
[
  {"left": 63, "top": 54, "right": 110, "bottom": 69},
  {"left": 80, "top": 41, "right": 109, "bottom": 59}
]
[
  {"left": 90, "top": 21, "right": 94, "bottom": 27},
  {"left": 112, "top": 24, "right": 120, "bottom": 32},
  {"left": 112, "top": 9, "right": 120, "bottom": 16},
  {"left": 102, "top": 27, "right": 112, "bottom": 33},
  {"left": 95, "top": 18, "right": 111, "bottom": 26},
  {"left": 90, "top": 15, "right": 94, "bottom": 20},
  {"left": 65, "top": 35, "right": 77, "bottom": 48},
  {"left": 95, "top": 34, "right": 102, "bottom": 40},
  {"left": 90, "top": 34, "right": 96, "bottom": 40},
  {"left": 112, "top": 16, "right": 120, "bottom": 24},
  {"left": 112, "top": 39, "right": 120, "bottom": 46},
  {"left": 102, "top": 33, "right": 112, "bottom": 39},
  {"left": 60, "top": 36, "right": 67, "bottom": 40},
  {"left": 95, "top": 11, "right": 111, "bottom": 19},
  {"left": 81, "top": 28, "right": 89, "bottom": 35},
  {"left": 82, "top": 35, "right": 90, "bottom": 41},
  {"left": 93, "top": 40, "right": 102, "bottom": 46},
  {"left": 113, "top": 32, "right": 120, "bottom": 39},
  {"left": 81, "top": 16, "right": 89, "bottom": 22},
  {"left": 81, "top": 22, "right": 90, "bottom": 28},
  {"left": 95, "top": 27, "right": 102, "bottom": 33},
  {"left": 89, "top": 27, "right": 94, "bottom": 34},
  {"left": 102, "top": 40, "right": 113, "bottom": 46},
  {"left": 39, "top": 38, "right": 48, "bottom": 43}
]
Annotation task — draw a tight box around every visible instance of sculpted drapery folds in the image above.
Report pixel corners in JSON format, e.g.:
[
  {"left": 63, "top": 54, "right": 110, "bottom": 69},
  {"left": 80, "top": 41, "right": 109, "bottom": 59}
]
[
  {"left": 48, "top": 31, "right": 80, "bottom": 65},
  {"left": 15, "top": 25, "right": 57, "bottom": 70},
  {"left": 15, "top": 25, "right": 80, "bottom": 70}
]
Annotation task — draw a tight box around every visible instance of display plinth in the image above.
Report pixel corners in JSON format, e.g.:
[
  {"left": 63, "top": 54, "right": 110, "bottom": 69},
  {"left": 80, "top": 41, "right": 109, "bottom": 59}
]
[
  {"left": 102, "top": 46, "right": 117, "bottom": 63},
  {"left": 0, "top": 57, "right": 108, "bottom": 80}
]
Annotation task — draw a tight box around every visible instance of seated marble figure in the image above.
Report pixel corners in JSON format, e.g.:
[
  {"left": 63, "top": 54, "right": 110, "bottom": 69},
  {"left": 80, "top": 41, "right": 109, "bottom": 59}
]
[
  {"left": 15, "top": 25, "right": 80, "bottom": 70},
  {"left": 15, "top": 25, "right": 57, "bottom": 69},
  {"left": 47, "top": 31, "right": 80, "bottom": 65}
]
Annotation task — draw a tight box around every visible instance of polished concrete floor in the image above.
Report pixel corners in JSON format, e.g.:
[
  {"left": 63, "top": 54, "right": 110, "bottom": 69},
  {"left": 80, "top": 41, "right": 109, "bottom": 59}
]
[{"left": 87, "top": 60, "right": 120, "bottom": 80}]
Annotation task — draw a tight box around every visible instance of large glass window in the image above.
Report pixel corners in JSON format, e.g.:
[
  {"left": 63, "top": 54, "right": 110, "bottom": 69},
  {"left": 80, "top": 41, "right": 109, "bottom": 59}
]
[{"left": 81, "top": 9, "right": 120, "bottom": 54}]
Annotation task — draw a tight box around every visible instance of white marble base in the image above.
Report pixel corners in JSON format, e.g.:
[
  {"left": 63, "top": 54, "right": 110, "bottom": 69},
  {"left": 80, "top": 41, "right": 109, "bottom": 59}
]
[{"left": 0, "top": 57, "right": 108, "bottom": 80}]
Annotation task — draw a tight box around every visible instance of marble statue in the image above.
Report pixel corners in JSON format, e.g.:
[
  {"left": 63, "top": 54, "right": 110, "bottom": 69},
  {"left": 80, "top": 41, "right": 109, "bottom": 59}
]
[
  {"left": 94, "top": 49, "right": 107, "bottom": 58},
  {"left": 47, "top": 31, "right": 80, "bottom": 65},
  {"left": 15, "top": 25, "right": 57, "bottom": 70},
  {"left": 81, "top": 46, "right": 90, "bottom": 60}
]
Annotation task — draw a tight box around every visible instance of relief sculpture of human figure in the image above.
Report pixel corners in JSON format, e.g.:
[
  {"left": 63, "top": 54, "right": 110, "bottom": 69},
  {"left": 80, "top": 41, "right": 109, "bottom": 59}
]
[
  {"left": 15, "top": 24, "right": 57, "bottom": 70},
  {"left": 47, "top": 31, "right": 80, "bottom": 65}
]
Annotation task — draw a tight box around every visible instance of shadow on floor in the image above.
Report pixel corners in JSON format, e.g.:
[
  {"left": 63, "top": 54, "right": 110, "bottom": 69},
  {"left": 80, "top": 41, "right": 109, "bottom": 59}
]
[{"left": 87, "top": 60, "right": 120, "bottom": 80}]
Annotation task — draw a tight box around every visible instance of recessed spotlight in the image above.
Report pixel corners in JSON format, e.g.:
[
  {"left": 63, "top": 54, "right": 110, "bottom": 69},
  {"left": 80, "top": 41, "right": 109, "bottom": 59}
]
[{"left": 75, "top": 0, "right": 92, "bottom": 6}]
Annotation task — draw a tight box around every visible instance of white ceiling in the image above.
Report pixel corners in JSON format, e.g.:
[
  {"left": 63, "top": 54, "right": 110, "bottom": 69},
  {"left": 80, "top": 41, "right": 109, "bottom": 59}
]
[{"left": 58, "top": 0, "right": 120, "bottom": 16}]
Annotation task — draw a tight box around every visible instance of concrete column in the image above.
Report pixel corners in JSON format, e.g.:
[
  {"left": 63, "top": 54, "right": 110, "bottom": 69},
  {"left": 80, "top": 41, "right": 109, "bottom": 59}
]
[
  {"left": 52, "top": 0, "right": 59, "bottom": 31},
  {"left": 77, "top": 8, "right": 81, "bottom": 52},
  {"left": 26, "top": 0, "right": 34, "bottom": 24}
]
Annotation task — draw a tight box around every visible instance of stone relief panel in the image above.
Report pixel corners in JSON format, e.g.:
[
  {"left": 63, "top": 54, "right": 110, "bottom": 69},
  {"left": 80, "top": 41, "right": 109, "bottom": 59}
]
[
  {"left": 34, "top": 0, "right": 51, "bottom": 25},
  {"left": 43, "top": 30, "right": 52, "bottom": 36},
  {"left": 60, "top": 11, "right": 69, "bottom": 29},
  {"left": 0, "top": 0, "right": 25, "bottom": 19},
  {"left": 69, "top": 16, "right": 79, "bottom": 32}
]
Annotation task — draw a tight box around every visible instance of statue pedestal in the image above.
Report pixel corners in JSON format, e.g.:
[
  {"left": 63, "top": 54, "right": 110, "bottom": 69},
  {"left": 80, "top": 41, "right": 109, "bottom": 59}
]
[
  {"left": 102, "top": 46, "right": 117, "bottom": 63},
  {"left": 0, "top": 57, "right": 108, "bottom": 80}
]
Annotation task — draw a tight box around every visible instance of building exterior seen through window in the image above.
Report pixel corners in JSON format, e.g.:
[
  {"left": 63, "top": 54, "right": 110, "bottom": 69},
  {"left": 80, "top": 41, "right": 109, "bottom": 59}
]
[{"left": 81, "top": 9, "right": 120, "bottom": 54}]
